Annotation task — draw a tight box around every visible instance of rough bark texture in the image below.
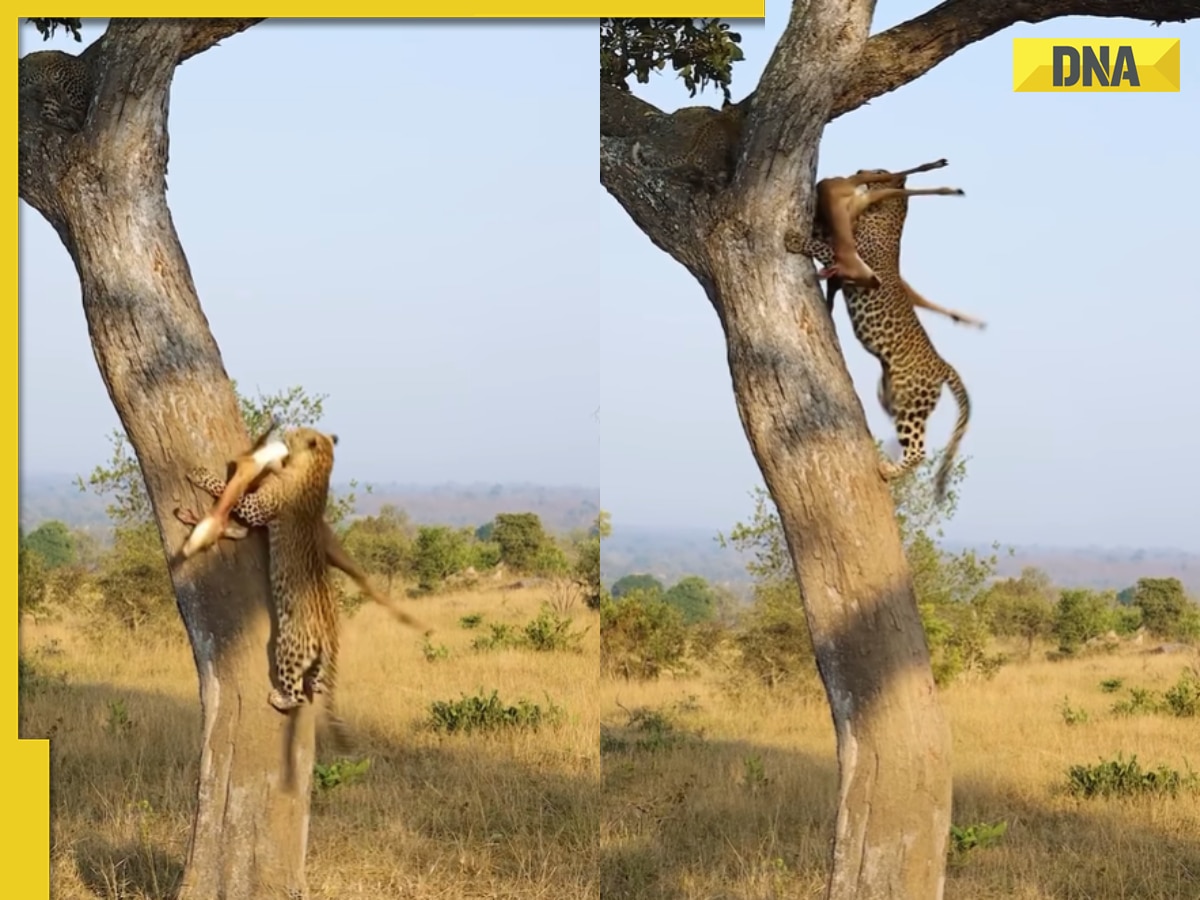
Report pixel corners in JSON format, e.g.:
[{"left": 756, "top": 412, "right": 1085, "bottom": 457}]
[
  {"left": 601, "top": 1, "right": 1198, "bottom": 897},
  {"left": 18, "top": 18, "right": 323, "bottom": 900}
]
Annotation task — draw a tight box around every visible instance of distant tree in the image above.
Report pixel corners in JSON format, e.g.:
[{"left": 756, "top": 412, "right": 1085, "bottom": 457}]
[
  {"left": 475, "top": 521, "right": 495, "bottom": 542},
  {"left": 575, "top": 511, "right": 609, "bottom": 610},
  {"left": 600, "top": 588, "right": 688, "bottom": 680},
  {"left": 611, "top": 573, "right": 664, "bottom": 599},
  {"left": 469, "top": 532, "right": 503, "bottom": 571},
  {"left": 983, "top": 566, "right": 1056, "bottom": 655},
  {"left": 491, "top": 512, "right": 548, "bottom": 573},
  {"left": 95, "top": 522, "right": 178, "bottom": 633},
  {"left": 1133, "top": 577, "right": 1200, "bottom": 641},
  {"left": 341, "top": 505, "right": 413, "bottom": 594},
  {"left": 412, "top": 525, "right": 472, "bottom": 592},
  {"left": 1054, "top": 588, "right": 1119, "bottom": 654},
  {"left": 663, "top": 575, "right": 718, "bottom": 624},
  {"left": 23, "top": 519, "right": 75, "bottom": 568},
  {"left": 18, "top": 530, "right": 49, "bottom": 614}
]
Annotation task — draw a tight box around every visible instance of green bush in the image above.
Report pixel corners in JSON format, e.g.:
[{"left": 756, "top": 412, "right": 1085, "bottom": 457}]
[
  {"left": 600, "top": 589, "right": 688, "bottom": 681},
  {"left": 1060, "top": 696, "right": 1089, "bottom": 725},
  {"left": 949, "top": 821, "right": 1008, "bottom": 856},
  {"left": 471, "top": 607, "right": 587, "bottom": 653},
  {"left": 1163, "top": 670, "right": 1200, "bottom": 717},
  {"left": 313, "top": 757, "right": 371, "bottom": 791},
  {"left": 1066, "top": 754, "right": 1199, "bottom": 799},
  {"left": 428, "top": 690, "right": 563, "bottom": 734}
]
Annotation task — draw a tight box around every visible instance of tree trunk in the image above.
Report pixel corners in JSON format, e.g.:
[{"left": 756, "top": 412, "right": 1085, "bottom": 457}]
[
  {"left": 707, "top": 232, "right": 953, "bottom": 900},
  {"left": 19, "top": 19, "right": 320, "bottom": 899}
]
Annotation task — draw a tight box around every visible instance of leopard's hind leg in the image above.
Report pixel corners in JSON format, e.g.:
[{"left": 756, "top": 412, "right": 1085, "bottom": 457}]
[
  {"left": 877, "top": 378, "right": 940, "bottom": 483},
  {"left": 269, "top": 619, "right": 319, "bottom": 713}
]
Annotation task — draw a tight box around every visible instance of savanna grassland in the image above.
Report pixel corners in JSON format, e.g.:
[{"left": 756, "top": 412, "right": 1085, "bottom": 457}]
[
  {"left": 20, "top": 585, "right": 600, "bottom": 900},
  {"left": 601, "top": 643, "right": 1200, "bottom": 900}
]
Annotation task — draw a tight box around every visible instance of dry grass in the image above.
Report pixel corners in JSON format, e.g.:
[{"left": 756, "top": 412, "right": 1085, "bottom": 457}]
[
  {"left": 601, "top": 646, "right": 1200, "bottom": 900},
  {"left": 20, "top": 585, "right": 599, "bottom": 899}
]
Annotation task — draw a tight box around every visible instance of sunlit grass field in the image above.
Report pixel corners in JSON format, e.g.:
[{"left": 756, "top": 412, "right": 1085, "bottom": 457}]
[
  {"left": 601, "top": 645, "right": 1200, "bottom": 900},
  {"left": 21, "top": 585, "right": 600, "bottom": 899}
]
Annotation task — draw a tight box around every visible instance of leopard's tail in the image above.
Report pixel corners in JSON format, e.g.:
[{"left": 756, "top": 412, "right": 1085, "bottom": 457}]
[{"left": 934, "top": 367, "right": 971, "bottom": 506}]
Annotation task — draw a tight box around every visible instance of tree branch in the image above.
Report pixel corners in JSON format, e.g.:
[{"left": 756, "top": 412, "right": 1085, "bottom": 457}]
[
  {"left": 833, "top": 0, "right": 1200, "bottom": 118},
  {"left": 176, "top": 18, "right": 266, "bottom": 62},
  {"left": 20, "top": 19, "right": 264, "bottom": 236},
  {"left": 599, "top": 84, "right": 711, "bottom": 284}
]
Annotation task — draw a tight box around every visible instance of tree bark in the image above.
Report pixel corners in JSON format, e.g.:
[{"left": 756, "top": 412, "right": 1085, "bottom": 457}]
[
  {"left": 19, "top": 18, "right": 323, "bottom": 900},
  {"left": 603, "top": 1, "right": 1198, "bottom": 896}
]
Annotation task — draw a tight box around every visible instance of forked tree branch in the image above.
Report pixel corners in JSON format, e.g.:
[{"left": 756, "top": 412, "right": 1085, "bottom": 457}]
[
  {"left": 834, "top": 0, "right": 1200, "bottom": 118},
  {"left": 20, "top": 19, "right": 265, "bottom": 233},
  {"left": 176, "top": 17, "right": 266, "bottom": 62}
]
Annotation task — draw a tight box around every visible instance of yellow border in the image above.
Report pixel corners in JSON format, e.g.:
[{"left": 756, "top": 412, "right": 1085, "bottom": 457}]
[
  {"left": 48, "top": 5, "right": 767, "bottom": 15},
  {"left": 12, "top": 18, "right": 51, "bottom": 896}
]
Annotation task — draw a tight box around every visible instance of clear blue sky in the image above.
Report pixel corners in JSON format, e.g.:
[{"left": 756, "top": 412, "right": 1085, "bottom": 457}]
[
  {"left": 20, "top": 20, "right": 598, "bottom": 488},
  {"left": 598, "top": 4, "right": 1200, "bottom": 551}
]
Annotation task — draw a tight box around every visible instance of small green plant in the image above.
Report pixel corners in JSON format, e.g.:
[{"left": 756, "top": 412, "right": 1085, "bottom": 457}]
[
  {"left": 950, "top": 820, "right": 1008, "bottom": 855},
  {"left": 1066, "top": 753, "right": 1200, "bottom": 799},
  {"left": 471, "top": 622, "right": 523, "bottom": 652},
  {"left": 741, "top": 755, "right": 770, "bottom": 793},
  {"left": 522, "top": 607, "right": 586, "bottom": 653},
  {"left": 604, "top": 704, "right": 701, "bottom": 754},
  {"left": 1163, "top": 669, "right": 1200, "bottom": 718},
  {"left": 459, "top": 613, "right": 484, "bottom": 629},
  {"left": 428, "top": 690, "right": 563, "bottom": 734},
  {"left": 421, "top": 638, "right": 450, "bottom": 662},
  {"left": 105, "top": 698, "right": 132, "bottom": 734},
  {"left": 1060, "top": 696, "right": 1089, "bottom": 725},
  {"left": 1111, "top": 686, "right": 1163, "bottom": 717},
  {"left": 313, "top": 757, "right": 371, "bottom": 791},
  {"left": 470, "top": 607, "right": 588, "bottom": 653},
  {"left": 1099, "top": 677, "right": 1124, "bottom": 693}
]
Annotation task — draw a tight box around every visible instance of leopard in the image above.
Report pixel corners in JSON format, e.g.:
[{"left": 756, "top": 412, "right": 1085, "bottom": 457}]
[
  {"left": 180, "top": 427, "right": 353, "bottom": 743},
  {"left": 632, "top": 99, "right": 747, "bottom": 189},
  {"left": 174, "top": 420, "right": 427, "bottom": 632},
  {"left": 18, "top": 49, "right": 96, "bottom": 132},
  {"left": 784, "top": 170, "right": 973, "bottom": 505}
]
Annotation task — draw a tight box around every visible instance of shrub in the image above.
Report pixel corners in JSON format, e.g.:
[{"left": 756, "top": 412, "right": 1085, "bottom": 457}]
[
  {"left": 1163, "top": 669, "right": 1200, "bottom": 718},
  {"left": 522, "top": 607, "right": 586, "bottom": 652},
  {"left": 313, "top": 757, "right": 371, "bottom": 791},
  {"left": 1111, "top": 686, "right": 1163, "bottom": 717},
  {"left": 949, "top": 821, "right": 1008, "bottom": 855},
  {"left": 428, "top": 690, "right": 563, "bottom": 734},
  {"left": 1066, "top": 754, "right": 1199, "bottom": 799},
  {"left": 600, "top": 590, "right": 688, "bottom": 681},
  {"left": 1060, "top": 696, "right": 1089, "bottom": 725}
]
